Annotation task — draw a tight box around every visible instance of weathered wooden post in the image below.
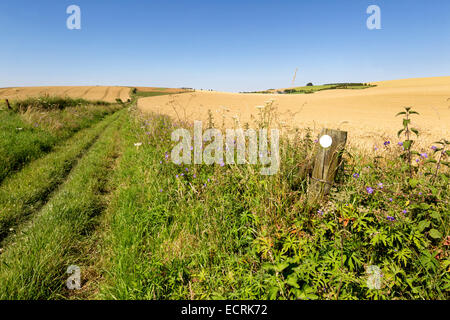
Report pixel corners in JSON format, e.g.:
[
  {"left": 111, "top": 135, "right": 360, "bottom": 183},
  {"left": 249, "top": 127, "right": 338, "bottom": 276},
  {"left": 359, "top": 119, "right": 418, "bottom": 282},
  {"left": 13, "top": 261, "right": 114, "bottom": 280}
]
[
  {"left": 5, "top": 99, "right": 11, "bottom": 110},
  {"left": 308, "top": 128, "right": 347, "bottom": 203}
]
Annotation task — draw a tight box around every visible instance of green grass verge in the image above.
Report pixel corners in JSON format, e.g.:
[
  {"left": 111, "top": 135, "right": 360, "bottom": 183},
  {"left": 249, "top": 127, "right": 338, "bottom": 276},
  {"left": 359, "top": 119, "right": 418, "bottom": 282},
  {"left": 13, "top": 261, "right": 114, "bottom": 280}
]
[
  {"left": 10, "top": 95, "right": 110, "bottom": 112},
  {"left": 133, "top": 91, "right": 176, "bottom": 98},
  {"left": 0, "top": 110, "right": 125, "bottom": 299}
]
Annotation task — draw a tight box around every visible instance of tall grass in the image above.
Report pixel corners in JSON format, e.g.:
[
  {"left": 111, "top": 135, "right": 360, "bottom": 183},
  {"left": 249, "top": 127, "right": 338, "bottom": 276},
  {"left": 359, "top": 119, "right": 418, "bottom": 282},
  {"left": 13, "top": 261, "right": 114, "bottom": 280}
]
[{"left": 98, "top": 104, "right": 448, "bottom": 300}]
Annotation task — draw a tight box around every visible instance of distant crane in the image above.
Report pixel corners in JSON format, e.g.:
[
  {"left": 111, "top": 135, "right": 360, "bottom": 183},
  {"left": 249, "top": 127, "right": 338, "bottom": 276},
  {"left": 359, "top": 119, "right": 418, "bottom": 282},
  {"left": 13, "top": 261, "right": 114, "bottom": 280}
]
[{"left": 292, "top": 68, "right": 298, "bottom": 87}]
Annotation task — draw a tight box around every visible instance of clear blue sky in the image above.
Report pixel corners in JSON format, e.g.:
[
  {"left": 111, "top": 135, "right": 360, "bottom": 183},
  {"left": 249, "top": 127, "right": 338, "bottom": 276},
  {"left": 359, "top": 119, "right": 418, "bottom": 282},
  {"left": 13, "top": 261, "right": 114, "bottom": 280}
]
[{"left": 0, "top": 0, "right": 449, "bottom": 92}]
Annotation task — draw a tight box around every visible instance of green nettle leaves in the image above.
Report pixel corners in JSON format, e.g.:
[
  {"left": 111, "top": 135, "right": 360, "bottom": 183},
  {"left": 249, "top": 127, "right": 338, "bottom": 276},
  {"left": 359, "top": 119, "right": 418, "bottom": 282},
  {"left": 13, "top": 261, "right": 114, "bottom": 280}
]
[{"left": 396, "top": 107, "right": 420, "bottom": 178}]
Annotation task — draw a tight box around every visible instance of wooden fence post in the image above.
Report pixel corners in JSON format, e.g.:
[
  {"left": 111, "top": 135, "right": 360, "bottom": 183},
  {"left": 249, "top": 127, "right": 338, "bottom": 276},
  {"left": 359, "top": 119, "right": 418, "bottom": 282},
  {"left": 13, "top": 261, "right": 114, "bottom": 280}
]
[
  {"left": 308, "top": 128, "right": 347, "bottom": 203},
  {"left": 5, "top": 99, "right": 11, "bottom": 110}
]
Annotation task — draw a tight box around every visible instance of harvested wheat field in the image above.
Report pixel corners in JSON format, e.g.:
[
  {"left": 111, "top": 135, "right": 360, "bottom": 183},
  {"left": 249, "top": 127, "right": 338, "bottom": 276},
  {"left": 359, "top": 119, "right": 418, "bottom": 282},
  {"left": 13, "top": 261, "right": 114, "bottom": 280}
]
[
  {"left": 0, "top": 86, "right": 131, "bottom": 103},
  {"left": 138, "top": 76, "right": 450, "bottom": 150}
]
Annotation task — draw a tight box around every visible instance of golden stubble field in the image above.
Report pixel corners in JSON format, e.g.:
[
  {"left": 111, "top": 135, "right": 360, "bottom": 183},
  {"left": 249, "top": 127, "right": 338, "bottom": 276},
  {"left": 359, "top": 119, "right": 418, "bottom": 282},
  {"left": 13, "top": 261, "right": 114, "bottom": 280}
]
[
  {"left": 138, "top": 77, "right": 450, "bottom": 151},
  {"left": 0, "top": 86, "right": 131, "bottom": 103}
]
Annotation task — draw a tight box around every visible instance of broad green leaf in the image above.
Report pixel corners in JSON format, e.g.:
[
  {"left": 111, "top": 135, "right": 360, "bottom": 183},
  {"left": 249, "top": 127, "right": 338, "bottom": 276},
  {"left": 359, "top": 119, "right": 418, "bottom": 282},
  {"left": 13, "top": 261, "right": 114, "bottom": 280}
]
[
  {"left": 274, "top": 262, "right": 290, "bottom": 272},
  {"left": 429, "top": 229, "right": 442, "bottom": 239},
  {"left": 418, "top": 220, "right": 430, "bottom": 232},
  {"left": 430, "top": 211, "right": 440, "bottom": 220}
]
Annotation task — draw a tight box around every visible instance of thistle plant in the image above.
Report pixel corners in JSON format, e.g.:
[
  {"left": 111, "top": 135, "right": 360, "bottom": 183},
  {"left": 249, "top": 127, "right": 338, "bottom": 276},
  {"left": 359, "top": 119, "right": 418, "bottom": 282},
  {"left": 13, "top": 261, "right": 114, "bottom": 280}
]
[{"left": 396, "top": 107, "right": 419, "bottom": 178}]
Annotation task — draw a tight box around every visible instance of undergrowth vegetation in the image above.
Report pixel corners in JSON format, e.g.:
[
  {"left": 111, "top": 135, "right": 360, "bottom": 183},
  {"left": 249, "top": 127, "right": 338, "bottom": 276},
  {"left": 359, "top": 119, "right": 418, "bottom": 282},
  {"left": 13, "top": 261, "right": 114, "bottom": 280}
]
[{"left": 99, "top": 103, "right": 448, "bottom": 300}]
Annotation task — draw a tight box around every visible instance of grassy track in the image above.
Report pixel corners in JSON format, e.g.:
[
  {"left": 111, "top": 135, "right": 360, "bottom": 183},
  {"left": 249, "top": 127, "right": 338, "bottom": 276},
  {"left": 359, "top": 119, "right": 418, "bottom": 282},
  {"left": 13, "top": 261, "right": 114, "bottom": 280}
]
[
  {"left": 97, "top": 112, "right": 267, "bottom": 299},
  {"left": 0, "top": 100, "right": 119, "bottom": 183},
  {"left": 0, "top": 110, "right": 125, "bottom": 299},
  {"left": 0, "top": 111, "right": 121, "bottom": 242}
]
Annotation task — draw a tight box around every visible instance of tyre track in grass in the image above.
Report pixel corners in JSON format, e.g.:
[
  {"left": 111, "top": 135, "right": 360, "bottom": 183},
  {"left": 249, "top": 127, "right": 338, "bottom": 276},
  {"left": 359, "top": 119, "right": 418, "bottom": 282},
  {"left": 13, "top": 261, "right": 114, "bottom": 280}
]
[
  {"left": 0, "top": 110, "right": 122, "bottom": 245},
  {"left": 64, "top": 113, "right": 126, "bottom": 300},
  {"left": 0, "top": 110, "right": 126, "bottom": 299}
]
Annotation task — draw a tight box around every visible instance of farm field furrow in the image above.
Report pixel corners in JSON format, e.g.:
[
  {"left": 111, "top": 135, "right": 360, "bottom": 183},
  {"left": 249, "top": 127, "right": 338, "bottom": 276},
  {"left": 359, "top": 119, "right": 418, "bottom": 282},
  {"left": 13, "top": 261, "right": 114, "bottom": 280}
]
[
  {"left": 0, "top": 86, "right": 131, "bottom": 103},
  {"left": 0, "top": 110, "right": 125, "bottom": 299}
]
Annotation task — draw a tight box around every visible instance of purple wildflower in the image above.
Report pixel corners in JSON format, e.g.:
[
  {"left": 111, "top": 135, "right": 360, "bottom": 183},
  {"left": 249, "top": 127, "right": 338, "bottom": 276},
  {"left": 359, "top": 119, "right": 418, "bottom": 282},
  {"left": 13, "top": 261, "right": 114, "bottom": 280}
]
[
  {"left": 366, "top": 187, "right": 374, "bottom": 194},
  {"left": 420, "top": 153, "right": 428, "bottom": 159},
  {"left": 398, "top": 142, "right": 403, "bottom": 146},
  {"left": 317, "top": 209, "right": 324, "bottom": 216},
  {"left": 353, "top": 173, "right": 360, "bottom": 179},
  {"left": 378, "top": 183, "right": 384, "bottom": 189},
  {"left": 389, "top": 198, "right": 393, "bottom": 202},
  {"left": 402, "top": 209, "right": 407, "bottom": 214},
  {"left": 386, "top": 216, "right": 395, "bottom": 221},
  {"left": 431, "top": 146, "right": 437, "bottom": 150},
  {"left": 384, "top": 141, "right": 390, "bottom": 146}
]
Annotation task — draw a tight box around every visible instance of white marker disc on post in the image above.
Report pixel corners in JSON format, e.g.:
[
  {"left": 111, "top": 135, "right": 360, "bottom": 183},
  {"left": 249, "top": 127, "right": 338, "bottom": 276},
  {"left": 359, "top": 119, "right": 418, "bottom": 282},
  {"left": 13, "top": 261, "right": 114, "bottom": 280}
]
[{"left": 319, "top": 135, "right": 333, "bottom": 148}]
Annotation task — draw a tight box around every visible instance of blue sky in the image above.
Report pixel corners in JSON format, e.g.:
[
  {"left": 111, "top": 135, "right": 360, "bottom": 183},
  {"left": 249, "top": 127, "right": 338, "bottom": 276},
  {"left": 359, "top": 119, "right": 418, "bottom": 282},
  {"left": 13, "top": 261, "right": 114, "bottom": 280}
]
[{"left": 0, "top": 0, "right": 449, "bottom": 92}]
